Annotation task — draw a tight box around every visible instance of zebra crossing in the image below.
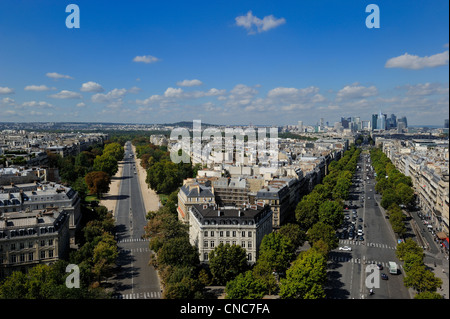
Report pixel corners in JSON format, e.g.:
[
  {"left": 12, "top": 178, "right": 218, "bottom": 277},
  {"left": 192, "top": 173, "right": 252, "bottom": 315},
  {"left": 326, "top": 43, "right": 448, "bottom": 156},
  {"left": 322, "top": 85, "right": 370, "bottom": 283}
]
[
  {"left": 120, "top": 247, "right": 151, "bottom": 253},
  {"left": 112, "top": 291, "right": 161, "bottom": 299},
  {"left": 117, "top": 237, "right": 149, "bottom": 244},
  {"left": 329, "top": 255, "right": 403, "bottom": 270},
  {"left": 339, "top": 239, "right": 396, "bottom": 250}
]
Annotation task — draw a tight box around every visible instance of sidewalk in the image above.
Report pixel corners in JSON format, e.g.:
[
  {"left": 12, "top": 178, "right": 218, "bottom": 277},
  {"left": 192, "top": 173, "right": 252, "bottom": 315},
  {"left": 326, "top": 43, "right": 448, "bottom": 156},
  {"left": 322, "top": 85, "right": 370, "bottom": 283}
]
[
  {"left": 99, "top": 160, "right": 124, "bottom": 216},
  {"left": 425, "top": 261, "right": 449, "bottom": 299},
  {"left": 131, "top": 144, "right": 161, "bottom": 214}
]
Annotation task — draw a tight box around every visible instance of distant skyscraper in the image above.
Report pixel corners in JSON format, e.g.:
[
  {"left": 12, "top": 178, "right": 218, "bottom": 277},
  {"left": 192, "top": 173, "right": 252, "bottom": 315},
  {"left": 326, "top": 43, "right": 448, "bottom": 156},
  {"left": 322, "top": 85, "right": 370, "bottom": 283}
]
[
  {"left": 445, "top": 119, "right": 449, "bottom": 129},
  {"left": 298, "top": 121, "right": 303, "bottom": 132},
  {"left": 377, "top": 111, "right": 386, "bottom": 130},
  {"left": 371, "top": 114, "right": 378, "bottom": 131},
  {"left": 398, "top": 116, "right": 408, "bottom": 128}
]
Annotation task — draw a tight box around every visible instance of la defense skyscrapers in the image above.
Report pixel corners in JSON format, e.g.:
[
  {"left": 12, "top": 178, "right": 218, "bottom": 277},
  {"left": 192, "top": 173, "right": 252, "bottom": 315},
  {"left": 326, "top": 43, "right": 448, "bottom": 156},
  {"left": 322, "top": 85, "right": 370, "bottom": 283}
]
[{"left": 371, "top": 111, "right": 407, "bottom": 131}]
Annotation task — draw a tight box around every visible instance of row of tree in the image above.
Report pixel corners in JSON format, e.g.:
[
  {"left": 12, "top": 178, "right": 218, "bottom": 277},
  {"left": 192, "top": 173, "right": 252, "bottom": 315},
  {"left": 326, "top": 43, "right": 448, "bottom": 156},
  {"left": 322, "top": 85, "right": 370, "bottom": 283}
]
[
  {"left": 370, "top": 148, "right": 415, "bottom": 209},
  {"left": 371, "top": 147, "right": 443, "bottom": 299},
  {"left": 132, "top": 138, "right": 200, "bottom": 195},
  {"left": 370, "top": 148, "right": 414, "bottom": 237},
  {"left": 144, "top": 190, "right": 207, "bottom": 298},
  {"left": 396, "top": 239, "right": 443, "bottom": 299}
]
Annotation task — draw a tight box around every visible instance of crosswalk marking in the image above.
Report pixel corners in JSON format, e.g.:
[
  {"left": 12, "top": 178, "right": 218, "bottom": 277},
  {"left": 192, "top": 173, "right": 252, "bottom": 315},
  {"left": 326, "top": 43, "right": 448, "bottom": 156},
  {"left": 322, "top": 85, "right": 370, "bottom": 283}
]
[
  {"left": 329, "top": 256, "right": 403, "bottom": 269},
  {"left": 113, "top": 291, "right": 161, "bottom": 299},
  {"left": 120, "top": 247, "right": 151, "bottom": 253},
  {"left": 339, "top": 240, "right": 396, "bottom": 250},
  {"left": 117, "top": 237, "right": 149, "bottom": 243}
]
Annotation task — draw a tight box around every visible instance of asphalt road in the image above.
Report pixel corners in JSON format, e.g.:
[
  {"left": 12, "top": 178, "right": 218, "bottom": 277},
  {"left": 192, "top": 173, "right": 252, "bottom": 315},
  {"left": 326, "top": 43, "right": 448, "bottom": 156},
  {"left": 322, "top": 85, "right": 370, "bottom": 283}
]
[
  {"left": 111, "top": 141, "right": 161, "bottom": 299},
  {"left": 326, "top": 150, "right": 411, "bottom": 299}
]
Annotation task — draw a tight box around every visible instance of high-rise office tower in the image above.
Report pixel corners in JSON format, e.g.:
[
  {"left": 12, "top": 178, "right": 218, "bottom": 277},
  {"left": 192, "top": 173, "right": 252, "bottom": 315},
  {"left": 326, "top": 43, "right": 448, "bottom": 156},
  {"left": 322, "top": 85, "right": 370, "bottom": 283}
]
[
  {"left": 371, "top": 114, "right": 378, "bottom": 131},
  {"left": 445, "top": 119, "right": 449, "bottom": 129}
]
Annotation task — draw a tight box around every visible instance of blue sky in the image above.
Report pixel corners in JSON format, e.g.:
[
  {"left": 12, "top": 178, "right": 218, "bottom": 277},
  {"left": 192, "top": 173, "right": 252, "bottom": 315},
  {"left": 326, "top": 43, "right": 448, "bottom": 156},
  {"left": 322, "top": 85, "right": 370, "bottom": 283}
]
[{"left": 0, "top": 0, "right": 448, "bottom": 125}]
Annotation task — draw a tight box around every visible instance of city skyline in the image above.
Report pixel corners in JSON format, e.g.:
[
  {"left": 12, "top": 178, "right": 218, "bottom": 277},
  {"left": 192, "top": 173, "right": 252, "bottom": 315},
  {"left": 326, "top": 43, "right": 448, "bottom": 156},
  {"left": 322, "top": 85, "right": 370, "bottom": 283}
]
[{"left": 0, "top": 1, "right": 449, "bottom": 126}]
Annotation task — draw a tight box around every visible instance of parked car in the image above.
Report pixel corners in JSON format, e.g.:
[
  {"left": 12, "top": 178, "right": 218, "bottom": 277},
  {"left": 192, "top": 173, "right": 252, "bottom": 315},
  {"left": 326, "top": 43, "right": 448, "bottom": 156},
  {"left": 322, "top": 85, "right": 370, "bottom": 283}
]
[
  {"left": 339, "top": 246, "right": 352, "bottom": 251},
  {"left": 381, "top": 273, "right": 388, "bottom": 280}
]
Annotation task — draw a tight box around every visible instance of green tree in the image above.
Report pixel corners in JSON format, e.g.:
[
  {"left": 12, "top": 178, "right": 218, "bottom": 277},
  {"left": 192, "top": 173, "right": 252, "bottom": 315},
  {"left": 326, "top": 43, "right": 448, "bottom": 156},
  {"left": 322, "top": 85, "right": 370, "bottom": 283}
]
[
  {"left": 307, "top": 222, "right": 338, "bottom": 252},
  {"left": 403, "top": 265, "right": 443, "bottom": 293},
  {"left": 318, "top": 200, "right": 344, "bottom": 228},
  {"left": 156, "top": 237, "right": 199, "bottom": 269},
  {"left": 225, "top": 270, "right": 267, "bottom": 299},
  {"left": 209, "top": 243, "right": 249, "bottom": 285},
  {"left": 279, "top": 249, "right": 327, "bottom": 299},
  {"left": 93, "top": 153, "right": 118, "bottom": 176},
  {"left": 258, "top": 232, "right": 295, "bottom": 274}
]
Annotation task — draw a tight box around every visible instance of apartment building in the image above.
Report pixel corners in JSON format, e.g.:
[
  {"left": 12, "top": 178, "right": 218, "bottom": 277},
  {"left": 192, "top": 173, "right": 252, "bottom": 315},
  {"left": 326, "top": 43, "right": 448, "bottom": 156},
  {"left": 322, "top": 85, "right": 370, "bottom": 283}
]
[
  {"left": 177, "top": 178, "right": 215, "bottom": 224},
  {"left": 0, "top": 182, "right": 81, "bottom": 244},
  {"left": 381, "top": 139, "right": 449, "bottom": 236},
  {"left": 188, "top": 203, "right": 273, "bottom": 264},
  {"left": 0, "top": 208, "right": 70, "bottom": 279}
]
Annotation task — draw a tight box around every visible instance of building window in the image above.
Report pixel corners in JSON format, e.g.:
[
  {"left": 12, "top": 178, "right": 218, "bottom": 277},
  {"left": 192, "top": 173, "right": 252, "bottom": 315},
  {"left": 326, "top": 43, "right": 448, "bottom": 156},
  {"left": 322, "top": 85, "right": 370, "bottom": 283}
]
[
  {"left": 248, "top": 231, "right": 252, "bottom": 237},
  {"left": 20, "top": 242, "right": 25, "bottom": 250},
  {"left": 232, "top": 231, "right": 236, "bottom": 237},
  {"left": 48, "top": 250, "right": 53, "bottom": 258},
  {"left": 203, "top": 252, "right": 208, "bottom": 261},
  {"left": 204, "top": 241, "right": 208, "bottom": 248},
  {"left": 48, "top": 239, "right": 53, "bottom": 246},
  {"left": 10, "top": 243, "right": 16, "bottom": 250},
  {"left": 11, "top": 255, "right": 17, "bottom": 263},
  {"left": 247, "top": 253, "right": 252, "bottom": 262},
  {"left": 28, "top": 252, "right": 34, "bottom": 261},
  {"left": 226, "top": 231, "right": 230, "bottom": 237},
  {"left": 20, "top": 254, "right": 25, "bottom": 263},
  {"left": 210, "top": 241, "right": 215, "bottom": 248},
  {"left": 40, "top": 240, "right": 45, "bottom": 247},
  {"left": 219, "top": 231, "right": 223, "bottom": 237},
  {"left": 241, "top": 231, "right": 245, "bottom": 237},
  {"left": 248, "top": 241, "right": 252, "bottom": 248},
  {"left": 204, "top": 231, "right": 208, "bottom": 237},
  {"left": 241, "top": 241, "right": 245, "bottom": 248},
  {"left": 40, "top": 251, "right": 46, "bottom": 259},
  {"left": 210, "top": 231, "right": 214, "bottom": 237}
]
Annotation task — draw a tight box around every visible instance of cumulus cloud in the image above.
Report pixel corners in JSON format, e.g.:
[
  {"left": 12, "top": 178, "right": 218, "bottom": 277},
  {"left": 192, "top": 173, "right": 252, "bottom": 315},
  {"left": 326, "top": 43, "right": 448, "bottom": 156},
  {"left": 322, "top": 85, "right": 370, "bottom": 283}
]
[
  {"left": 336, "top": 84, "right": 378, "bottom": 101},
  {"left": 24, "top": 85, "right": 54, "bottom": 92},
  {"left": 49, "top": 90, "right": 82, "bottom": 99},
  {"left": 235, "top": 11, "right": 286, "bottom": 34},
  {"left": 385, "top": 50, "right": 449, "bottom": 70},
  {"left": 46, "top": 72, "right": 73, "bottom": 80},
  {"left": 177, "top": 79, "right": 203, "bottom": 87},
  {"left": 402, "top": 82, "right": 449, "bottom": 96},
  {"left": 133, "top": 55, "right": 160, "bottom": 64},
  {"left": 80, "top": 81, "right": 104, "bottom": 93},
  {"left": 0, "top": 87, "right": 14, "bottom": 94},
  {"left": 21, "top": 101, "right": 54, "bottom": 108}
]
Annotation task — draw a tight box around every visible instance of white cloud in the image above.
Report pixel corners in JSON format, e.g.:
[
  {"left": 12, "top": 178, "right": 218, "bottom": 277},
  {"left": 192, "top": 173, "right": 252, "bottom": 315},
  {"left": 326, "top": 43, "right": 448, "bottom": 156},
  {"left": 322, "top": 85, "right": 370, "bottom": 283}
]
[
  {"left": 24, "top": 85, "right": 53, "bottom": 91},
  {"left": 385, "top": 50, "right": 449, "bottom": 70},
  {"left": 0, "top": 87, "right": 14, "bottom": 95},
  {"left": 92, "top": 88, "right": 127, "bottom": 103},
  {"left": 402, "top": 83, "right": 449, "bottom": 96},
  {"left": 177, "top": 79, "right": 203, "bottom": 87},
  {"left": 133, "top": 55, "right": 160, "bottom": 64},
  {"left": 80, "top": 81, "right": 104, "bottom": 93},
  {"left": 1, "top": 97, "right": 15, "bottom": 105},
  {"left": 21, "top": 101, "right": 54, "bottom": 108},
  {"left": 336, "top": 84, "right": 378, "bottom": 101},
  {"left": 235, "top": 11, "right": 286, "bottom": 34},
  {"left": 46, "top": 72, "right": 73, "bottom": 79},
  {"left": 76, "top": 102, "right": 86, "bottom": 108},
  {"left": 49, "top": 90, "right": 82, "bottom": 99}
]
